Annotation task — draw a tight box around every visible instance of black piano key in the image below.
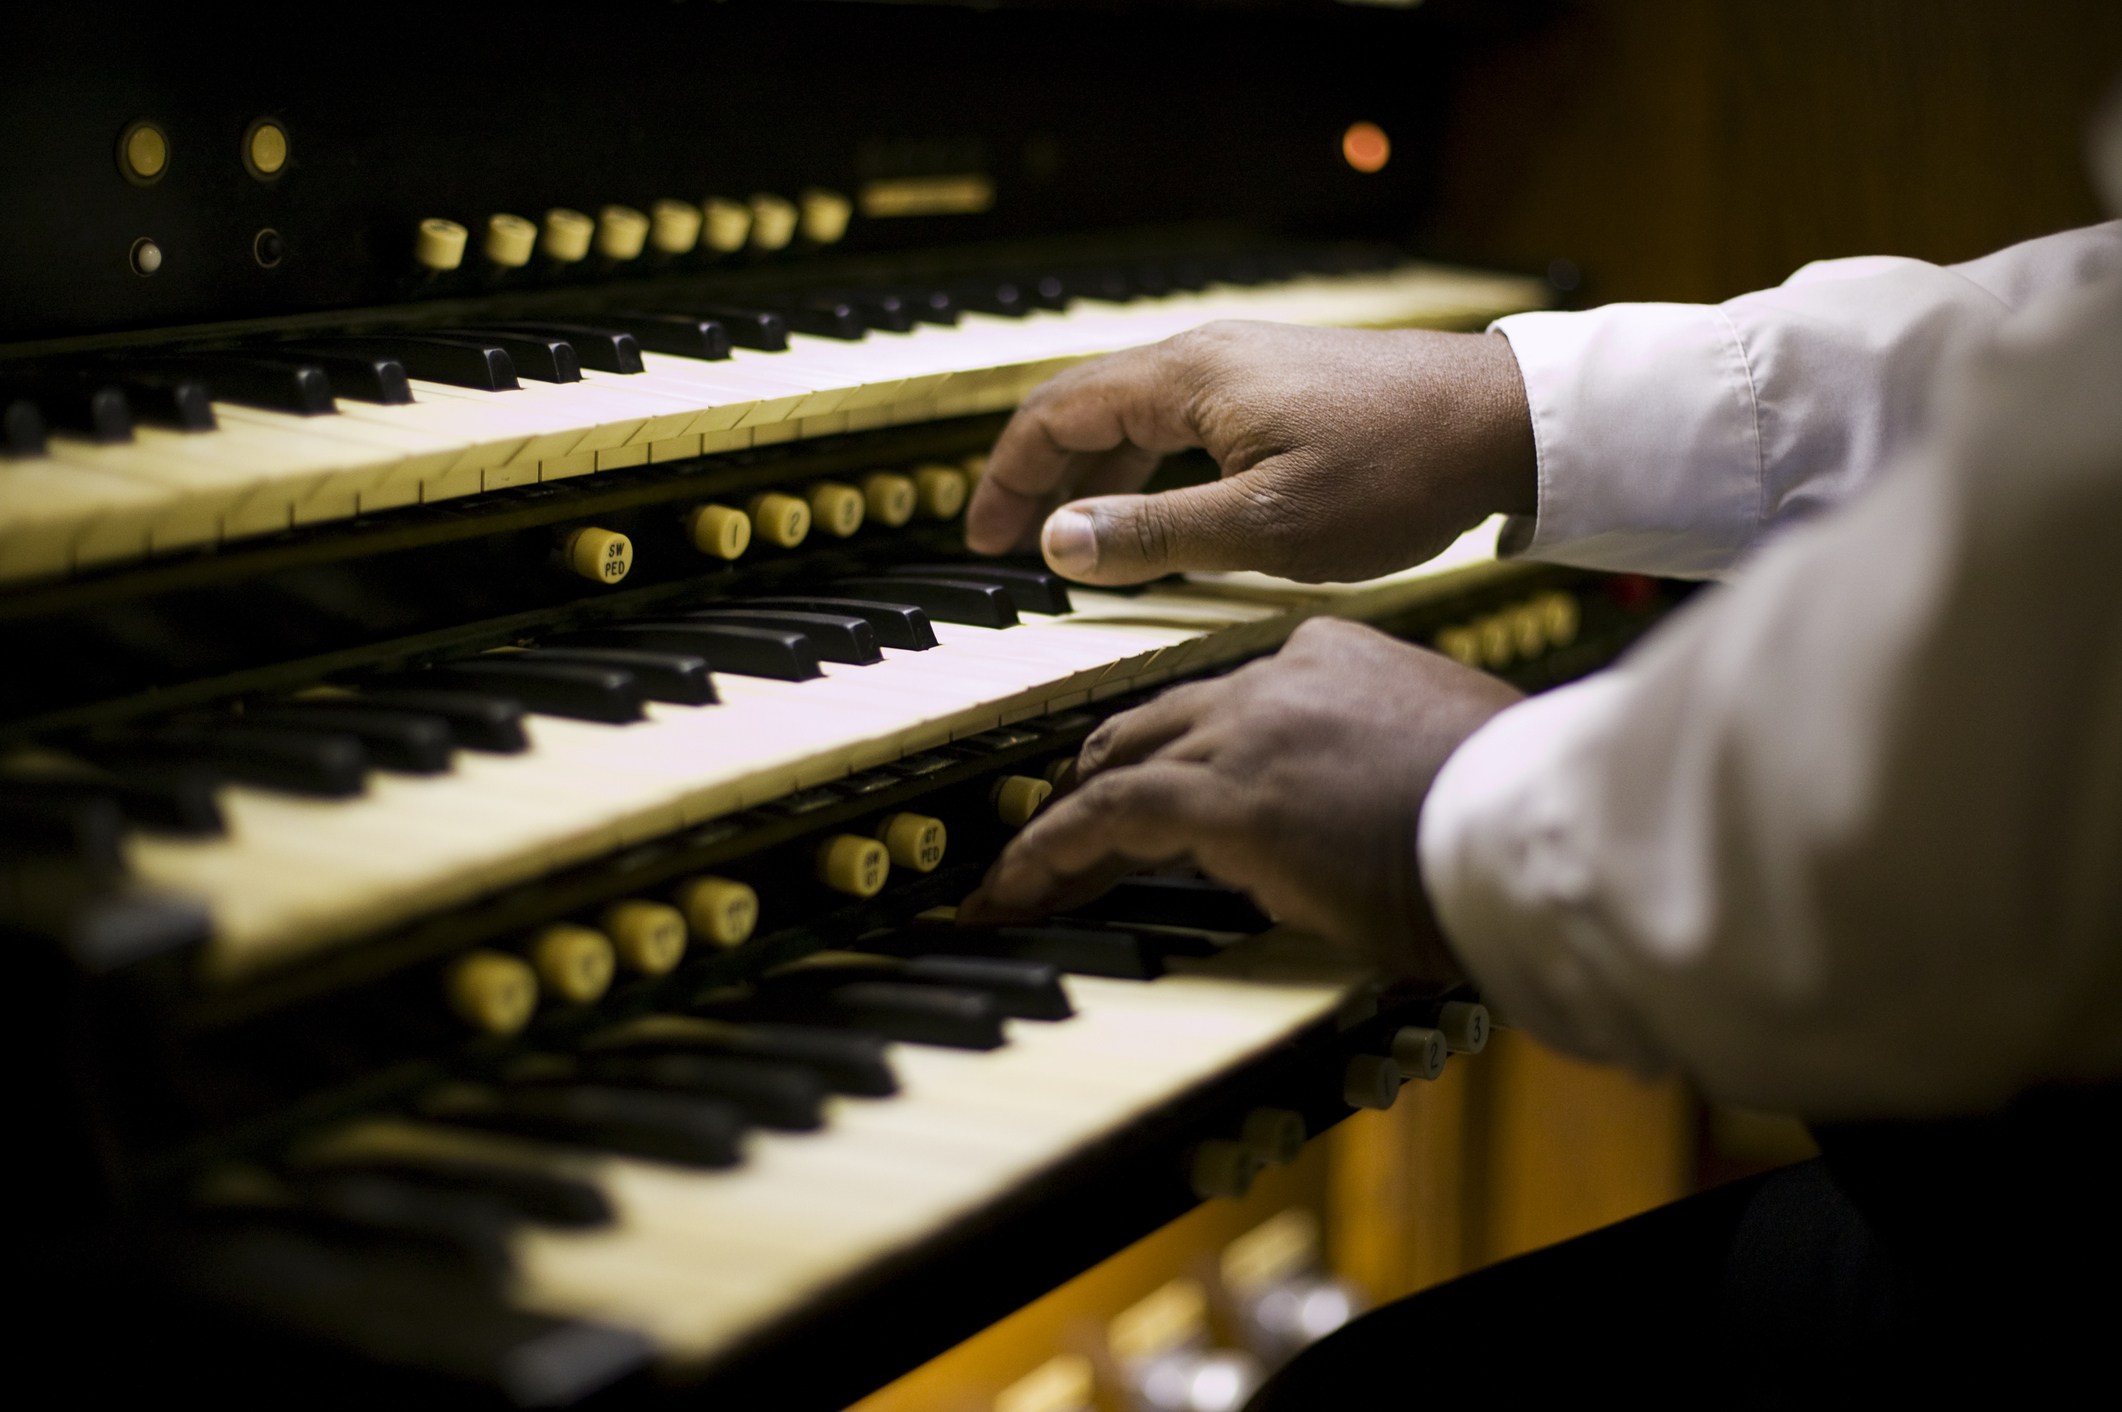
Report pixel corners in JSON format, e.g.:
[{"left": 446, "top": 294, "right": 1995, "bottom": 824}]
[
  {"left": 417, "top": 661, "right": 645, "bottom": 725},
  {"left": 288, "top": 1172, "right": 520, "bottom": 1270},
  {"left": 76, "top": 725, "right": 368, "bottom": 797},
  {"left": 742, "top": 596, "right": 937, "bottom": 651},
  {"left": 831, "top": 577, "right": 1019, "bottom": 628},
  {"left": 574, "top": 1054, "right": 827, "bottom": 1130},
  {"left": 96, "top": 370, "right": 215, "bottom": 431},
  {"left": 512, "top": 647, "right": 718, "bottom": 706},
  {"left": 592, "top": 313, "right": 732, "bottom": 361},
  {"left": 683, "top": 608, "right": 880, "bottom": 665},
  {"left": 0, "top": 767, "right": 222, "bottom": 836},
  {"left": 1062, "top": 874, "right": 1274, "bottom": 933},
  {"left": 950, "top": 277, "right": 1032, "bottom": 318},
  {"left": 242, "top": 706, "right": 454, "bottom": 774},
  {"left": 300, "top": 1156, "right": 611, "bottom": 1227},
  {"left": 758, "top": 294, "right": 865, "bottom": 341},
  {"left": 436, "top": 329, "right": 581, "bottom": 383},
  {"left": 0, "top": 791, "right": 126, "bottom": 876},
  {"left": 292, "top": 337, "right": 517, "bottom": 392},
  {"left": 826, "top": 982, "right": 1006, "bottom": 1050},
  {"left": 820, "top": 290, "right": 915, "bottom": 333},
  {"left": 2, "top": 395, "right": 46, "bottom": 456},
  {"left": 342, "top": 690, "right": 528, "bottom": 753},
  {"left": 1129, "top": 263, "right": 1172, "bottom": 298},
  {"left": 590, "top": 1019, "right": 898, "bottom": 1097},
  {"left": 671, "top": 305, "right": 787, "bottom": 352},
  {"left": 904, "top": 955, "right": 1073, "bottom": 1020},
  {"left": 1060, "top": 267, "right": 1134, "bottom": 303},
  {"left": 884, "top": 563, "right": 1072, "bottom": 615},
  {"left": 558, "top": 623, "right": 820, "bottom": 682},
  {"left": 132, "top": 354, "right": 336, "bottom": 415},
  {"left": 1164, "top": 258, "right": 1213, "bottom": 292},
  {"left": 888, "top": 921, "right": 1167, "bottom": 981},
  {"left": 2, "top": 378, "right": 132, "bottom": 442},
  {"left": 418, "top": 1084, "right": 746, "bottom": 1168},
  {"left": 495, "top": 322, "right": 645, "bottom": 374},
  {"left": 252, "top": 345, "right": 411, "bottom": 404},
  {"left": 885, "top": 286, "right": 961, "bottom": 325}
]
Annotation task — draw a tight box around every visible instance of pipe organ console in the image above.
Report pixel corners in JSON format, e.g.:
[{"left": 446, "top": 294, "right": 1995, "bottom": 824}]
[{"left": 2, "top": 2, "right": 1665, "bottom": 1405}]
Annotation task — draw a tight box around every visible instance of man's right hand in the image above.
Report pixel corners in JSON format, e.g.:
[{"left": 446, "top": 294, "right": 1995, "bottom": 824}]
[{"left": 963, "top": 320, "right": 1539, "bottom": 585}]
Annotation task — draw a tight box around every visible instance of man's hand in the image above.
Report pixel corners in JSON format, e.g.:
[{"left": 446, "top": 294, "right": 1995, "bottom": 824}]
[
  {"left": 959, "top": 618, "right": 1525, "bottom": 979},
  {"left": 964, "top": 321, "right": 1537, "bottom": 585}
]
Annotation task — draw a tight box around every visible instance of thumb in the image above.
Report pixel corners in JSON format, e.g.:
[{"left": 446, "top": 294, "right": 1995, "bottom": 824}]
[{"left": 1040, "top": 476, "right": 1292, "bottom": 584}]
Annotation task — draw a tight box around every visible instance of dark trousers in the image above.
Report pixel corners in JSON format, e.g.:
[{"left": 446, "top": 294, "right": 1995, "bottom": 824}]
[{"left": 1247, "top": 1085, "right": 2122, "bottom": 1408}]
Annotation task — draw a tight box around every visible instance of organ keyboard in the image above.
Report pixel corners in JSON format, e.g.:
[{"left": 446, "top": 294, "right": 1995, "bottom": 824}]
[{"left": 3, "top": 4, "right": 1663, "bottom": 1405}]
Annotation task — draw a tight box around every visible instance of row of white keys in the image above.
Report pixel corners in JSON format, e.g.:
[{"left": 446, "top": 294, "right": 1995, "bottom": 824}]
[{"left": 502, "top": 969, "right": 1356, "bottom": 1362}]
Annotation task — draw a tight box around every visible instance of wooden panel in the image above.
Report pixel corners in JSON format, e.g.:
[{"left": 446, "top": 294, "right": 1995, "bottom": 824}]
[
  {"left": 1324, "top": 1056, "right": 1478, "bottom": 1303},
  {"left": 1429, "top": 0, "right": 2122, "bottom": 304}
]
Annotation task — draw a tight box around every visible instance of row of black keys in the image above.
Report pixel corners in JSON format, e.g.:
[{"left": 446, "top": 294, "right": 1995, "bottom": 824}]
[
  {"left": 0, "top": 248, "right": 1384, "bottom": 453},
  {"left": 206, "top": 887, "right": 1268, "bottom": 1273},
  {"left": 0, "top": 564, "right": 1070, "bottom": 872}
]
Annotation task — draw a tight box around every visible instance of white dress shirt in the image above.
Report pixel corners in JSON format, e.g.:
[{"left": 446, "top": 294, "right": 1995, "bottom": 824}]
[{"left": 1418, "top": 218, "right": 2122, "bottom": 1119}]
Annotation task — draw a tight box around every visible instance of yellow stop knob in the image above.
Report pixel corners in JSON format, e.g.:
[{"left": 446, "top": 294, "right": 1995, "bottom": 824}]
[
  {"left": 595, "top": 204, "right": 649, "bottom": 261},
  {"left": 800, "top": 188, "right": 853, "bottom": 245},
  {"left": 120, "top": 120, "right": 169, "bottom": 182},
  {"left": 413, "top": 218, "right": 468, "bottom": 272},
  {"left": 684, "top": 503, "right": 752, "bottom": 560},
  {"left": 875, "top": 813, "right": 946, "bottom": 873},
  {"left": 1535, "top": 591, "right": 1581, "bottom": 649},
  {"left": 806, "top": 481, "right": 866, "bottom": 539},
  {"left": 445, "top": 950, "right": 538, "bottom": 1036},
  {"left": 913, "top": 465, "right": 969, "bottom": 520},
  {"left": 529, "top": 924, "right": 616, "bottom": 1005},
  {"left": 861, "top": 472, "right": 917, "bottom": 528},
  {"left": 650, "top": 199, "right": 702, "bottom": 255},
  {"left": 748, "top": 492, "right": 811, "bottom": 549},
  {"left": 992, "top": 775, "right": 1053, "bottom": 828},
  {"left": 246, "top": 121, "right": 288, "bottom": 177},
  {"left": 1435, "top": 625, "right": 1481, "bottom": 667},
  {"left": 674, "top": 876, "right": 758, "bottom": 948},
  {"left": 748, "top": 193, "right": 798, "bottom": 251},
  {"left": 818, "top": 834, "right": 890, "bottom": 898},
  {"left": 541, "top": 207, "right": 594, "bottom": 264},
  {"left": 563, "top": 526, "right": 633, "bottom": 584},
  {"left": 484, "top": 212, "right": 537, "bottom": 268},
  {"left": 702, "top": 196, "right": 752, "bottom": 253},
  {"left": 601, "top": 900, "right": 689, "bottom": 975}
]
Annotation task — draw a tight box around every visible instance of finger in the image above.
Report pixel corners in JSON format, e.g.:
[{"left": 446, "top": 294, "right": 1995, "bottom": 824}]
[
  {"left": 965, "top": 343, "right": 1202, "bottom": 555},
  {"left": 1075, "top": 679, "right": 1220, "bottom": 779},
  {"left": 956, "top": 852, "right": 1134, "bottom": 926},
  {"left": 1038, "top": 468, "right": 1316, "bottom": 585},
  {"left": 964, "top": 761, "right": 1239, "bottom": 917}
]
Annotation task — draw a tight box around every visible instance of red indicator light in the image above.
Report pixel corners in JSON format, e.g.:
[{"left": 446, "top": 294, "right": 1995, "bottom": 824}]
[{"left": 1342, "top": 122, "right": 1390, "bottom": 174}]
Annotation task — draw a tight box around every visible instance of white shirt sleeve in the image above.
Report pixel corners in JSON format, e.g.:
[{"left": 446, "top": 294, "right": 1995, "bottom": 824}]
[
  {"left": 1489, "top": 221, "right": 2122, "bottom": 579},
  {"left": 1419, "top": 270, "right": 2122, "bottom": 1119}
]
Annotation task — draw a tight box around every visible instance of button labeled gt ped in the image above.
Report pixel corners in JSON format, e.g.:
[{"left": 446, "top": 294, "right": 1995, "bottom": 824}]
[
  {"left": 818, "top": 835, "right": 890, "bottom": 897},
  {"left": 875, "top": 813, "right": 945, "bottom": 872},
  {"left": 561, "top": 526, "right": 632, "bottom": 584}
]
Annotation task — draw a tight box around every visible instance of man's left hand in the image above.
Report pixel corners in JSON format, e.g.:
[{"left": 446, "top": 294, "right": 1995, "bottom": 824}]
[{"left": 959, "top": 618, "right": 1524, "bottom": 980}]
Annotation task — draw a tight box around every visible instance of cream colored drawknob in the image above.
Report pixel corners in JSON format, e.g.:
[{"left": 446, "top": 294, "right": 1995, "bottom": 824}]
[
  {"left": 818, "top": 834, "right": 890, "bottom": 898},
  {"left": 562, "top": 526, "right": 633, "bottom": 584},
  {"left": 992, "top": 775, "right": 1053, "bottom": 828},
  {"left": 684, "top": 504, "right": 751, "bottom": 560},
  {"left": 649, "top": 198, "right": 702, "bottom": 255},
  {"left": 446, "top": 950, "right": 538, "bottom": 1036},
  {"left": 800, "top": 188, "right": 853, "bottom": 244},
  {"left": 484, "top": 212, "right": 537, "bottom": 268},
  {"left": 1437, "top": 1000, "right": 1491, "bottom": 1054},
  {"left": 1435, "top": 625, "right": 1481, "bottom": 668},
  {"left": 962, "top": 453, "right": 989, "bottom": 484},
  {"left": 595, "top": 204, "right": 649, "bottom": 261},
  {"left": 529, "top": 923, "right": 616, "bottom": 1005},
  {"left": 119, "top": 120, "right": 169, "bottom": 182},
  {"left": 674, "top": 876, "right": 758, "bottom": 948},
  {"left": 1189, "top": 1139, "right": 1259, "bottom": 1201},
  {"left": 914, "top": 465, "right": 969, "bottom": 520},
  {"left": 862, "top": 472, "right": 916, "bottom": 528},
  {"left": 246, "top": 121, "right": 288, "bottom": 176},
  {"left": 413, "top": 218, "right": 468, "bottom": 272},
  {"left": 541, "top": 207, "right": 594, "bottom": 264},
  {"left": 748, "top": 492, "right": 811, "bottom": 549},
  {"left": 748, "top": 193, "right": 798, "bottom": 250},
  {"left": 601, "top": 900, "right": 689, "bottom": 975},
  {"left": 702, "top": 196, "right": 752, "bottom": 253},
  {"left": 875, "top": 813, "right": 946, "bottom": 873},
  {"left": 1536, "top": 591, "right": 1581, "bottom": 649},
  {"left": 1509, "top": 601, "right": 1548, "bottom": 660},
  {"left": 1239, "top": 1107, "right": 1306, "bottom": 1166},
  {"left": 806, "top": 481, "right": 865, "bottom": 539},
  {"left": 1392, "top": 1025, "right": 1448, "bottom": 1082},
  {"left": 1475, "top": 613, "right": 1514, "bottom": 670},
  {"left": 1343, "top": 1054, "right": 1401, "bottom": 1110}
]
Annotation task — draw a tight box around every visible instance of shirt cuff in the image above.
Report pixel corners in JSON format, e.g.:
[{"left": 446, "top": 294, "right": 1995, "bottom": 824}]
[{"left": 1491, "top": 304, "right": 1765, "bottom": 579}]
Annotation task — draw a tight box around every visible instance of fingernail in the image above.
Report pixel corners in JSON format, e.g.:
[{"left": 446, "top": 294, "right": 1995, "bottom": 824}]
[{"left": 1043, "top": 509, "right": 1097, "bottom": 575}]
